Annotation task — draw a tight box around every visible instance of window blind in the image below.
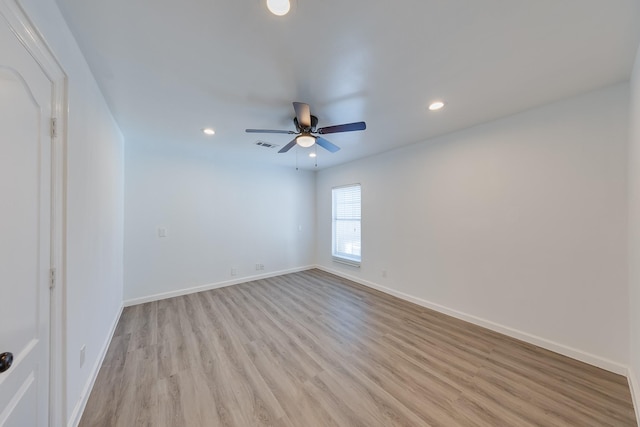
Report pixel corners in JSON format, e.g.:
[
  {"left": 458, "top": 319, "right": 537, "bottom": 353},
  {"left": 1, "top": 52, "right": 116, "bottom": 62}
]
[{"left": 332, "top": 184, "right": 361, "bottom": 265}]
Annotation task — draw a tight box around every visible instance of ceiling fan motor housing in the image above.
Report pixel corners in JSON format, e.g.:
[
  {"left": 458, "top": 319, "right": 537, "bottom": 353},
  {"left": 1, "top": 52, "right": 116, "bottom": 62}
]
[{"left": 294, "top": 115, "right": 319, "bottom": 133}]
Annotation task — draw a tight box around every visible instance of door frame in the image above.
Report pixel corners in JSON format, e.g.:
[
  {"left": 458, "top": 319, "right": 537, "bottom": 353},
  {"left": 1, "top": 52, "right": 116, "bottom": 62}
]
[{"left": 0, "top": 0, "right": 67, "bottom": 425}]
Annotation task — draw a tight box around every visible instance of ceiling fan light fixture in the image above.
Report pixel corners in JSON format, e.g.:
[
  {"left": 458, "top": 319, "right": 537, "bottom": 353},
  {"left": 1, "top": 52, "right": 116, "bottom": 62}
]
[
  {"left": 266, "top": 0, "right": 290, "bottom": 16},
  {"left": 296, "top": 134, "right": 316, "bottom": 148}
]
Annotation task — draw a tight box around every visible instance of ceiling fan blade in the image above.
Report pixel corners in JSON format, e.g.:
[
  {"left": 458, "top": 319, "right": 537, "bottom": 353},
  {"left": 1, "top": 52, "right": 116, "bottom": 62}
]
[
  {"left": 293, "top": 102, "right": 311, "bottom": 128},
  {"left": 278, "top": 138, "right": 298, "bottom": 153},
  {"left": 317, "top": 121, "right": 366, "bottom": 134},
  {"left": 315, "top": 137, "right": 340, "bottom": 153},
  {"left": 246, "top": 129, "right": 295, "bottom": 134}
]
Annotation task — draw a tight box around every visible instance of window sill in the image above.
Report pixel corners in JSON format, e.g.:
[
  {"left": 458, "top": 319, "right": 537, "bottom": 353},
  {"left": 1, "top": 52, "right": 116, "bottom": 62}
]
[{"left": 332, "top": 256, "right": 361, "bottom": 268}]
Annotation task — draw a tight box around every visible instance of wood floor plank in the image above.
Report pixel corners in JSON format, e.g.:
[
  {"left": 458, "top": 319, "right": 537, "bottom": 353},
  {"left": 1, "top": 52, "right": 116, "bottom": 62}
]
[
  {"left": 245, "top": 340, "right": 340, "bottom": 427},
  {"left": 79, "top": 361, "right": 123, "bottom": 426},
  {"left": 80, "top": 269, "right": 637, "bottom": 426},
  {"left": 114, "top": 345, "right": 158, "bottom": 427},
  {"left": 197, "top": 291, "right": 286, "bottom": 426}
]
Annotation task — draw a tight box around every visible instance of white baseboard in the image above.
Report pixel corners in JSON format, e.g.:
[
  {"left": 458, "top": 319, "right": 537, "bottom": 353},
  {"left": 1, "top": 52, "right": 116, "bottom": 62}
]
[
  {"left": 67, "top": 304, "right": 124, "bottom": 427},
  {"left": 628, "top": 367, "right": 640, "bottom": 426},
  {"left": 316, "top": 265, "right": 628, "bottom": 376},
  {"left": 123, "top": 265, "right": 316, "bottom": 307}
]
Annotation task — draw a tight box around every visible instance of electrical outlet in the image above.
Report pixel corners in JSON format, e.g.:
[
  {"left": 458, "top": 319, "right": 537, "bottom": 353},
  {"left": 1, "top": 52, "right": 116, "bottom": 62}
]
[
  {"left": 80, "top": 345, "right": 86, "bottom": 368},
  {"left": 231, "top": 267, "right": 238, "bottom": 276},
  {"left": 255, "top": 263, "right": 260, "bottom": 271},
  {"left": 382, "top": 270, "right": 387, "bottom": 278}
]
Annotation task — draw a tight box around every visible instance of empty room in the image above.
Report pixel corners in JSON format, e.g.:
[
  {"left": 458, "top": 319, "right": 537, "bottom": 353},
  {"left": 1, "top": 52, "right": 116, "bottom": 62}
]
[{"left": 2, "top": 0, "right": 640, "bottom": 426}]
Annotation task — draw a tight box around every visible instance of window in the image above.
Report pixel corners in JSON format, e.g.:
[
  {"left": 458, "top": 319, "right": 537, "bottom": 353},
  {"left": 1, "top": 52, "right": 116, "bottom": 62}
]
[{"left": 332, "top": 184, "right": 361, "bottom": 266}]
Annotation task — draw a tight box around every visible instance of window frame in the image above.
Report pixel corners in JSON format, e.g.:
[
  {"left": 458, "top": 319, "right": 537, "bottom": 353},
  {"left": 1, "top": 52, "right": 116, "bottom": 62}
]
[{"left": 331, "top": 183, "right": 362, "bottom": 267}]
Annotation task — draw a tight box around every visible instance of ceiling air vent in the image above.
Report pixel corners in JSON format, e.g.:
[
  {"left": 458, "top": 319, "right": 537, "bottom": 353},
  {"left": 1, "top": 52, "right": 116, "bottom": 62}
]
[{"left": 255, "top": 141, "right": 279, "bottom": 149}]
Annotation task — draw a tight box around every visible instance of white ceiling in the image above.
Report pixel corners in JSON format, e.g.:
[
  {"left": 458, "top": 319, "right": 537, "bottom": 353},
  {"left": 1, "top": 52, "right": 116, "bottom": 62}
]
[{"left": 55, "top": 0, "right": 640, "bottom": 170}]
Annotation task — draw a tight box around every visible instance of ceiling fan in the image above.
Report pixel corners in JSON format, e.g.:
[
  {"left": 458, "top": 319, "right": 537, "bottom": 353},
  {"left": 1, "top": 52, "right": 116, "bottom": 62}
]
[{"left": 246, "top": 102, "right": 366, "bottom": 153}]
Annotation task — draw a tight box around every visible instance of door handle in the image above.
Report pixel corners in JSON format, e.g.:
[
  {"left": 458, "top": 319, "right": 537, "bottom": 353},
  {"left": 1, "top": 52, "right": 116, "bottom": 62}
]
[{"left": 0, "top": 352, "right": 13, "bottom": 373}]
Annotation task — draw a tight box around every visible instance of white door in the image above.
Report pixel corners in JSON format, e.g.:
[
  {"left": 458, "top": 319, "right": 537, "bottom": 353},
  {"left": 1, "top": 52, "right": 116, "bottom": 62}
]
[{"left": 0, "top": 13, "right": 53, "bottom": 427}]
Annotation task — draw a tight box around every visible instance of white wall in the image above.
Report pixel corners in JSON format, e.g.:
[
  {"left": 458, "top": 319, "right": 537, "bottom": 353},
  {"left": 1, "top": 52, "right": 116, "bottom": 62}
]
[
  {"left": 317, "top": 84, "right": 629, "bottom": 370},
  {"left": 628, "top": 43, "right": 640, "bottom": 411},
  {"left": 124, "top": 143, "right": 315, "bottom": 303},
  {"left": 17, "top": 0, "right": 125, "bottom": 424}
]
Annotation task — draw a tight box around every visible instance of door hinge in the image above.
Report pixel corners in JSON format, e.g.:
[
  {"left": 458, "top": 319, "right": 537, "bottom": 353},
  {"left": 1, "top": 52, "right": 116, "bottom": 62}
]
[
  {"left": 50, "top": 118, "right": 57, "bottom": 138},
  {"left": 49, "top": 268, "right": 56, "bottom": 289}
]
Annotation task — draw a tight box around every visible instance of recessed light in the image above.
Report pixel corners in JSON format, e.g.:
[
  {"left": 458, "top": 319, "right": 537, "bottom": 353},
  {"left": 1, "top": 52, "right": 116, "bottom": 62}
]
[
  {"left": 266, "top": 0, "right": 290, "bottom": 16},
  {"left": 428, "top": 101, "right": 445, "bottom": 111},
  {"left": 309, "top": 152, "right": 317, "bottom": 158},
  {"left": 202, "top": 128, "right": 215, "bottom": 135}
]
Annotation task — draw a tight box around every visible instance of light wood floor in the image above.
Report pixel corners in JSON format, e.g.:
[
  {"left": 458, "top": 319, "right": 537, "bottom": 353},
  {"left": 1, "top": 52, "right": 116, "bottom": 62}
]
[{"left": 80, "top": 269, "right": 637, "bottom": 426}]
